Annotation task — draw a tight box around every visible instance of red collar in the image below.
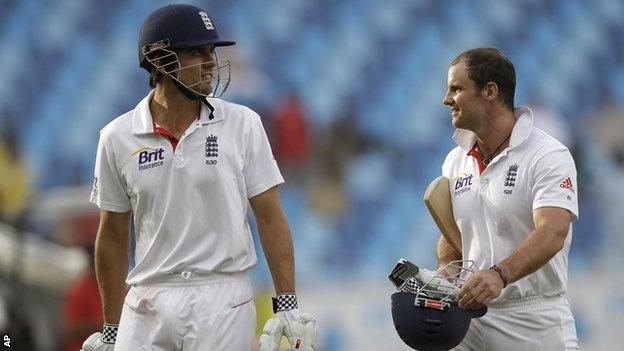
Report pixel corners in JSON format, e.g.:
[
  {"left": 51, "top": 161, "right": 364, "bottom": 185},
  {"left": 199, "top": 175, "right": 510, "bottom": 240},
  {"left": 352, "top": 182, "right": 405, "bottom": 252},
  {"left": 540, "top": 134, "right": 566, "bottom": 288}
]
[
  {"left": 152, "top": 120, "right": 179, "bottom": 151},
  {"left": 467, "top": 143, "right": 486, "bottom": 175}
]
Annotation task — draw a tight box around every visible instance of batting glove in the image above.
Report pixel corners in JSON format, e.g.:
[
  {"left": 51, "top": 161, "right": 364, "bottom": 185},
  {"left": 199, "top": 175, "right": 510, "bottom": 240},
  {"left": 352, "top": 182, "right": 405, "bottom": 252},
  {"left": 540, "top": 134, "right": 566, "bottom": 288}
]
[
  {"left": 259, "top": 294, "right": 318, "bottom": 351},
  {"left": 80, "top": 324, "right": 117, "bottom": 351}
]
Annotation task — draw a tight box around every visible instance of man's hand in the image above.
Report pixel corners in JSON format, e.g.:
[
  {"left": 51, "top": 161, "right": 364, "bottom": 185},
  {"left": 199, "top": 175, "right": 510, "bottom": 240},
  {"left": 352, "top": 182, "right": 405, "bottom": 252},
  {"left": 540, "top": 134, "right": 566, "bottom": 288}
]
[
  {"left": 457, "top": 269, "right": 504, "bottom": 309},
  {"left": 81, "top": 324, "right": 117, "bottom": 351},
  {"left": 259, "top": 309, "right": 318, "bottom": 351},
  {"left": 80, "top": 332, "right": 114, "bottom": 351}
]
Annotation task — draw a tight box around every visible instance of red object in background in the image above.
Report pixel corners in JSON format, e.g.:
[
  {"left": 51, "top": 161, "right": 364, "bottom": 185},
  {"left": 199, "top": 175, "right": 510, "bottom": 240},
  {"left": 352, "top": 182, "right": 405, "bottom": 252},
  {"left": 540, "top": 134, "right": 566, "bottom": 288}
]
[
  {"left": 272, "top": 95, "right": 310, "bottom": 166},
  {"left": 63, "top": 272, "right": 102, "bottom": 351},
  {"left": 72, "top": 213, "right": 100, "bottom": 246}
]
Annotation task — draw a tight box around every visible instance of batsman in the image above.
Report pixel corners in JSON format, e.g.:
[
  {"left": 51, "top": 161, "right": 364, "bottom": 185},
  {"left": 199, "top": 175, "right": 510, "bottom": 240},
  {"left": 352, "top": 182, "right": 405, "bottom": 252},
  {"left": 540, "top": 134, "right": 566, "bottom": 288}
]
[
  {"left": 82, "top": 4, "right": 317, "bottom": 351},
  {"left": 436, "top": 47, "right": 580, "bottom": 350}
]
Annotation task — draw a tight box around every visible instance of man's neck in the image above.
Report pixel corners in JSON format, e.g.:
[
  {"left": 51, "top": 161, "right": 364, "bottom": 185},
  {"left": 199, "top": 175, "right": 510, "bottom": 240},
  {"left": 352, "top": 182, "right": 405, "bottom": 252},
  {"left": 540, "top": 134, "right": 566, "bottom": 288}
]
[
  {"left": 473, "top": 107, "right": 516, "bottom": 157},
  {"left": 149, "top": 83, "right": 201, "bottom": 138}
]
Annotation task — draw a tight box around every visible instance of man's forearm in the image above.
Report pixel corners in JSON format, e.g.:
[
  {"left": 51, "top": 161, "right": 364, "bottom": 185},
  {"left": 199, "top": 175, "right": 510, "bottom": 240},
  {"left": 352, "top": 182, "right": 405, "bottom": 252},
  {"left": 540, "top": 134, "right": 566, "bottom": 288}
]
[
  {"left": 437, "top": 235, "right": 461, "bottom": 269},
  {"left": 95, "top": 228, "right": 130, "bottom": 324},
  {"left": 256, "top": 215, "right": 296, "bottom": 294},
  {"left": 498, "top": 224, "right": 567, "bottom": 285}
]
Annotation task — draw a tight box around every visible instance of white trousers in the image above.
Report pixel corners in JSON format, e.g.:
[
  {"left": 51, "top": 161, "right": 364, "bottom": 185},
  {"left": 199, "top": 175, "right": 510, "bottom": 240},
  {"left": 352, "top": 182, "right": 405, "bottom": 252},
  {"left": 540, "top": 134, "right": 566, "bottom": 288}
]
[
  {"left": 453, "top": 295, "right": 579, "bottom": 351},
  {"left": 115, "top": 272, "right": 256, "bottom": 351}
]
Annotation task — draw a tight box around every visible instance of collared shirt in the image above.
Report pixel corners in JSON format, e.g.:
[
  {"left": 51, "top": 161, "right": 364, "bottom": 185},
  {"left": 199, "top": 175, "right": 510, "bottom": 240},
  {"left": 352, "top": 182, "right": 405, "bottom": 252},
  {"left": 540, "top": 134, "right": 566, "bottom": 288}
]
[
  {"left": 90, "top": 91, "right": 284, "bottom": 285},
  {"left": 442, "top": 107, "right": 579, "bottom": 303}
]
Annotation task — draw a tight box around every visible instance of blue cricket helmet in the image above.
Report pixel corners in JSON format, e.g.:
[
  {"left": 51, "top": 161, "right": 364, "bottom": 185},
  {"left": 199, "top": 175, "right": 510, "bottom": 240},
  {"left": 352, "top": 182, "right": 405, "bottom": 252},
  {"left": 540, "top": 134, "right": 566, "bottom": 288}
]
[
  {"left": 138, "top": 3, "right": 235, "bottom": 70},
  {"left": 391, "top": 292, "right": 487, "bottom": 351}
]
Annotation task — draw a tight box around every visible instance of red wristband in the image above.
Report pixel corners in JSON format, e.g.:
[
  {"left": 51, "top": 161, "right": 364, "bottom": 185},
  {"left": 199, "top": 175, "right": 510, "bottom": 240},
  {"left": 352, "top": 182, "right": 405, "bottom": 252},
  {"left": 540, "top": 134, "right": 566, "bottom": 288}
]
[{"left": 490, "top": 265, "right": 508, "bottom": 288}]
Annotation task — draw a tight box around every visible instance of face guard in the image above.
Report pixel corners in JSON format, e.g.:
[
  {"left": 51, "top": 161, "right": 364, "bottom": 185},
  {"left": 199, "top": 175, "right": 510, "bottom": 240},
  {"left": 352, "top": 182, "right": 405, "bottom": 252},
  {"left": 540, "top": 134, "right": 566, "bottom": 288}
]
[
  {"left": 389, "top": 259, "right": 487, "bottom": 351},
  {"left": 413, "top": 260, "right": 477, "bottom": 303},
  {"left": 390, "top": 259, "right": 478, "bottom": 308},
  {"left": 142, "top": 39, "right": 231, "bottom": 98}
]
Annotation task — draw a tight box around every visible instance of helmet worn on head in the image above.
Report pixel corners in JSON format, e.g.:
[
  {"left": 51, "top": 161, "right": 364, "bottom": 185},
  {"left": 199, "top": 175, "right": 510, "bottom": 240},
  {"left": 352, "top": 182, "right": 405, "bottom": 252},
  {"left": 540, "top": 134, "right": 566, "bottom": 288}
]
[
  {"left": 138, "top": 4, "right": 235, "bottom": 99},
  {"left": 388, "top": 259, "right": 487, "bottom": 351},
  {"left": 138, "top": 3, "right": 234, "bottom": 70}
]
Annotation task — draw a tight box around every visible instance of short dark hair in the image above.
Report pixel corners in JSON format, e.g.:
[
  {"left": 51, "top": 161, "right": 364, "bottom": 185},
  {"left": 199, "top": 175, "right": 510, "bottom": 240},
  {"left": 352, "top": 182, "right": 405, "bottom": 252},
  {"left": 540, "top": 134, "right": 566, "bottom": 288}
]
[
  {"left": 451, "top": 47, "right": 515, "bottom": 110},
  {"left": 148, "top": 69, "right": 163, "bottom": 88},
  {"left": 146, "top": 50, "right": 179, "bottom": 88}
]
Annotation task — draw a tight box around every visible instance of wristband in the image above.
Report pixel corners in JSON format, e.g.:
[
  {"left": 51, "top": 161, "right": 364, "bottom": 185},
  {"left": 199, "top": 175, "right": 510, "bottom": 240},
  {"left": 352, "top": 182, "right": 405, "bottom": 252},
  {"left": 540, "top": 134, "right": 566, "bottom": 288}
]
[
  {"left": 272, "top": 293, "right": 298, "bottom": 313},
  {"left": 101, "top": 323, "right": 119, "bottom": 344},
  {"left": 490, "top": 265, "right": 508, "bottom": 288}
]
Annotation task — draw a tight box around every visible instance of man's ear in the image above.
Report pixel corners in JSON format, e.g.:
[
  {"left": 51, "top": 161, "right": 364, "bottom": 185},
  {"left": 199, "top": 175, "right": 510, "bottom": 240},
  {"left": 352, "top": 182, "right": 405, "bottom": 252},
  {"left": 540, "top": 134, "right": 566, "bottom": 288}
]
[{"left": 484, "top": 81, "right": 499, "bottom": 101}]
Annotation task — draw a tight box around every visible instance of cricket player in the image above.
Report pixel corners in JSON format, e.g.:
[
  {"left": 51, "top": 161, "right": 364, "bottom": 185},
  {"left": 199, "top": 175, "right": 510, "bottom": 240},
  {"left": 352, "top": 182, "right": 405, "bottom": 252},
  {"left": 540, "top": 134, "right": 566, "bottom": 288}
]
[
  {"left": 438, "top": 47, "right": 579, "bottom": 350},
  {"left": 81, "top": 4, "right": 317, "bottom": 351}
]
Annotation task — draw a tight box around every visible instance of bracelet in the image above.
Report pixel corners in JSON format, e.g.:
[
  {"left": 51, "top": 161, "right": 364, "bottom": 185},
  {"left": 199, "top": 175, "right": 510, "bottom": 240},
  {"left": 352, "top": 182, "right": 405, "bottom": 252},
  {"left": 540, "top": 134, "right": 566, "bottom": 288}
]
[
  {"left": 101, "top": 323, "right": 119, "bottom": 344},
  {"left": 272, "top": 293, "right": 298, "bottom": 313},
  {"left": 490, "top": 265, "right": 509, "bottom": 288}
]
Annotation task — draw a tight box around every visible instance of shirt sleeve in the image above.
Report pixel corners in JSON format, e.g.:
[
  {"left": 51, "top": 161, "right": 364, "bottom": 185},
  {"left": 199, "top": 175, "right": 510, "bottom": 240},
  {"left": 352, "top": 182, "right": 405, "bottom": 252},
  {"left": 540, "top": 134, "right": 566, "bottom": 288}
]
[
  {"left": 531, "top": 147, "right": 579, "bottom": 221},
  {"left": 90, "top": 133, "right": 132, "bottom": 212},
  {"left": 243, "top": 112, "right": 284, "bottom": 198},
  {"left": 441, "top": 147, "right": 461, "bottom": 179},
  {"left": 441, "top": 152, "right": 452, "bottom": 178}
]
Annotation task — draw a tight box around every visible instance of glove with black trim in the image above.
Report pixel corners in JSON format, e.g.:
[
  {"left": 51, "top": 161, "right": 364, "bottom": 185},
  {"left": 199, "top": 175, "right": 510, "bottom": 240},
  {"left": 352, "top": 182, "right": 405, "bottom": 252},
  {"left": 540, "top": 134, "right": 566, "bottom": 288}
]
[
  {"left": 259, "top": 294, "right": 318, "bottom": 351},
  {"left": 80, "top": 324, "right": 117, "bottom": 351}
]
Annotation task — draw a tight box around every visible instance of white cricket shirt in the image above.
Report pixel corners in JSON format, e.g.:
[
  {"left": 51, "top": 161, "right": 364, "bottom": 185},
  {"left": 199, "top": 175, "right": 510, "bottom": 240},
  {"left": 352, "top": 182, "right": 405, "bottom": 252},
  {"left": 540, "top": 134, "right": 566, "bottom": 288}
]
[
  {"left": 90, "top": 91, "right": 284, "bottom": 285},
  {"left": 442, "top": 107, "right": 579, "bottom": 303}
]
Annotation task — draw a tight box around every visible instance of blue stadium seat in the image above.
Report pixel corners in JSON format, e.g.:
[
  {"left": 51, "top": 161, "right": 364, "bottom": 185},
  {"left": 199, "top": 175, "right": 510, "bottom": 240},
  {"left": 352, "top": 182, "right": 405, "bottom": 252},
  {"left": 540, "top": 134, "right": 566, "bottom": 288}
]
[{"left": 0, "top": 0, "right": 620, "bottom": 278}]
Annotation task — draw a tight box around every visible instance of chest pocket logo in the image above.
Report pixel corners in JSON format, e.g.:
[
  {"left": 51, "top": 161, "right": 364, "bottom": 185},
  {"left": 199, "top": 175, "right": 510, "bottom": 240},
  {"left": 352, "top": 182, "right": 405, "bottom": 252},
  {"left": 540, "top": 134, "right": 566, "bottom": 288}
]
[
  {"left": 504, "top": 164, "right": 518, "bottom": 194},
  {"left": 454, "top": 174, "right": 474, "bottom": 196},
  {"left": 205, "top": 135, "right": 218, "bottom": 165},
  {"left": 133, "top": 147, "right": 165, "bottom": 171}
]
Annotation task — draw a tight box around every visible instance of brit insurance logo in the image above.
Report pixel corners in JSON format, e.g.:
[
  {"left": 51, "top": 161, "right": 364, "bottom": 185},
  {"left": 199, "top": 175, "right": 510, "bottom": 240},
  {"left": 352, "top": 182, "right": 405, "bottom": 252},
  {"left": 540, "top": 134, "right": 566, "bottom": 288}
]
[
  {"left": 453, "top": 173, "right": 474, "bottom": 196},
  {"left": 205, "top": 135, "right": 218, "bottom": 165},
  {"left": 132, "top": 147, "right": 165, "bottom": 171}
]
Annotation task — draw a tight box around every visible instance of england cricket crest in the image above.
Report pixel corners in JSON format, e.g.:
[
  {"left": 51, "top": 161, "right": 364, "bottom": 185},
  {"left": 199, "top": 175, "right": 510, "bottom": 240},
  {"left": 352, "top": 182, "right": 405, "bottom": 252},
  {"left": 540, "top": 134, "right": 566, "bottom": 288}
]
[
  {"left": 504, "top": 164, "right": 518, "bottom": 187},
  {"left": 503, "top": 163, "right": 518, "bottom": 195},
  {"left": 205, "top": 135, "right": 218, "bottom": 165}
]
